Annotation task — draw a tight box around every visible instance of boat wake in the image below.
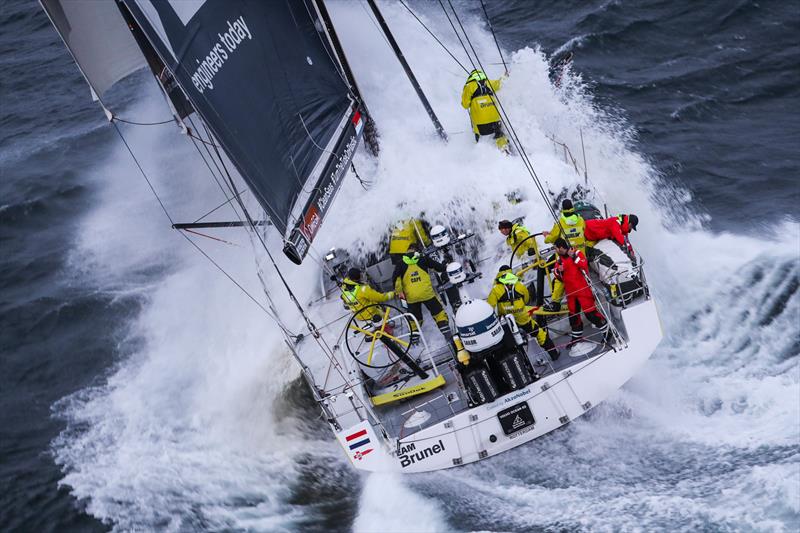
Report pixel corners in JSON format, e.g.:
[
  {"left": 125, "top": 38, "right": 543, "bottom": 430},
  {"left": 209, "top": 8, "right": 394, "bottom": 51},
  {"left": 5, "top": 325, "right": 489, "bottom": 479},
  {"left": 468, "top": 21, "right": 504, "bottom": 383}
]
[{"left": 50, "top": 2, "right": 799, "bottom": 531}]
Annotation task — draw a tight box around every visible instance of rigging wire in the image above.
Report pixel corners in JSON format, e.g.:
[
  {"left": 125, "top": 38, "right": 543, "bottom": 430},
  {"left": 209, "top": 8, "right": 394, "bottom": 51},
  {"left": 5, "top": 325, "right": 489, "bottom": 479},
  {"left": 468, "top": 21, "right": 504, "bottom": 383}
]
[
  {"left": 444, "top": 0, "right": 559, "bottom": 223},
  {"left": 112, "top": 116, "right": 175, "bottom": 126},
  {"left": 203, "top": 121, "right": 325, "bottom": 339},
  {"left": 183, "top": 228, "right": 238, "bottom": 246},
  {"left": 187, "top": 115, "right": 246, "bottom": 221},
  {"left": 192, "top": 121, "right": 300, "bottom": 337},
  {"left": 437, "top": 0, "right": 477, "bottom": 71},
  {"left": 191, "top": 189, "right": 247, "bottom": 224},
  {"left": 397, "top": 0, "right": 468, "bottom": 73},
  {"left": 194, "top": 118, "right": 378, "bottom": 417},
  {"left": 478, "top": 0, "right": 508, "bottom": 75},
  {"left": 443, "top": 2, "right": 621, "bottom": 342},
  {"left": 110, "top": 121, "right": 285, "bottom": 326},
  {"left": 351, "top": 162, "right": 371, "bottom": 190}
]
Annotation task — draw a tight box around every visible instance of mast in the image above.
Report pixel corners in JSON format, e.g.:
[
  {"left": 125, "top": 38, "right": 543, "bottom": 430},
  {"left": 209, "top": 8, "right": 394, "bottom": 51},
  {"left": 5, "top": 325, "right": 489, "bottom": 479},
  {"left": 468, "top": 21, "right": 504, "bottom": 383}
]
[{"left": 365, "top": 0, "right": 448, "bottom": 141}]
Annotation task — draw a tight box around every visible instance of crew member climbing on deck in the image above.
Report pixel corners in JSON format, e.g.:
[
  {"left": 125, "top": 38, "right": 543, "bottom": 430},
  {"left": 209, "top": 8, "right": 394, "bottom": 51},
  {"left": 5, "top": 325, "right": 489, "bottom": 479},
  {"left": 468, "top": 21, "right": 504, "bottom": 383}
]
[
  {"left": 340, "top": 268, "right": 395, "bottom": 323},
  {"left": 487, "top": 265, "right": 560, "bottom": 360},
  {"left": 498, "top": 219, "right": 536, "bottom": 258},
  {"left": 388, "top": 218, "right": 431, "bottom": 264},
  {"left": 543, "top": 199, "right": 586, "bottom": 253},
  {"left": 585, "top": 214, "right": 639, "bottom": 248},
  {"left": 461, "top": 69, "right": 508, "bottom": 152},
  {"left": 546, "top": 238, "right": 612, "bottom": 346},
  {"left": 393, "top": 244, "right": 451, "bottom": 343}
]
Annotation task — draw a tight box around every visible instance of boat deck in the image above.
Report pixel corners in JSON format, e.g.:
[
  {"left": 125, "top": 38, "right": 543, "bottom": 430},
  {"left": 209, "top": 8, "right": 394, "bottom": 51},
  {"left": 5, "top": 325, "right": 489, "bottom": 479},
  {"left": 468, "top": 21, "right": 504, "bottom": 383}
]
[{"left": 370, "top": 298, "right": 630, "bottom": 440}]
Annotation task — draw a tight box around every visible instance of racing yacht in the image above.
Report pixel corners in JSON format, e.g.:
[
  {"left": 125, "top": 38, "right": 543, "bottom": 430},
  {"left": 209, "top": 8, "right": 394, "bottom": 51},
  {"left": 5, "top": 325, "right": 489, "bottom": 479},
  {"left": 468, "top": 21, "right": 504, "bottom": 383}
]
[
  {"left": 41, "top": 0, "right": 662, "bottom": 472},
  {"left": 302, "top": 200, "right": 661, "bottom": 472}
]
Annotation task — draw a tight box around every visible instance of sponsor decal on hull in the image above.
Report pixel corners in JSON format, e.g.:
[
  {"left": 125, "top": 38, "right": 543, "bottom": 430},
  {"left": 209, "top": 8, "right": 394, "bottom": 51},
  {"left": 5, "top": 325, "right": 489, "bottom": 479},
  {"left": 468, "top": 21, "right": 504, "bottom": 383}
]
[
  {"left": 487, "top": 387, "right": 533, "bottom": 411},
  {"left": 398, "top": 440, "right": 446, "bottom": 468}
]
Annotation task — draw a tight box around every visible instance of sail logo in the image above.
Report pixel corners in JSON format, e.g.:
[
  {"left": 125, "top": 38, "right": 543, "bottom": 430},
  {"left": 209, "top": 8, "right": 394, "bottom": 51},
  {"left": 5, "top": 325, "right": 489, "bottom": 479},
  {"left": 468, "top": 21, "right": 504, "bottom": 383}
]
[
  {"left": 398, "top": 440, "right": 446, "bottom": 468},
  {"left": 191, "top": 16, "right": 252, "bottom": 93},
  {"left": 345, "top": 429, "right": 373, "bottom": 461},
  {"left": 303, "top": 207, "right": 321, "bottom": 238},
  {"left": 316, "top": 133, "right": 358, "bottom": 213}
]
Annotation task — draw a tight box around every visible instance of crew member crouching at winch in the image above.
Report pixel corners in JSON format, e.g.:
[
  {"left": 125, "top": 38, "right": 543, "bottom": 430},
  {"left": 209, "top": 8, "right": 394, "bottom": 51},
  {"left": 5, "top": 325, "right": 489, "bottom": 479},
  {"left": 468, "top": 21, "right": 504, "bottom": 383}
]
[
  {"left": 584, "top": 213, "right": 639, "bottom": 251},
  {"left": 487, "top": 266, "right": 559, "bottom": 361},
  {"left": 393, "top": 244, "right": 452, "bottom": 343},
  {"left": 340, "top": 268, "right": 395, "bottom": 323},
  {"left": 546, "top": 238, "right": 612, "bottom": 346}
]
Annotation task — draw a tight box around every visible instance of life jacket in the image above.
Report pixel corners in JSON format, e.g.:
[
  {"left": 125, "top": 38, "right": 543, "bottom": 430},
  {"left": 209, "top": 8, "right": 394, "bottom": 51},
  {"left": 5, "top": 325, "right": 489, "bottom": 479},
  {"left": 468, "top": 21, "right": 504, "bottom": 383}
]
[
  {"left": 488, "top": 270, "right": 532, "bottom": 325},
  {"left": 560, "top": 212, "right": 586, "bottom": 248},
  {"left": 471, "top": 79, "right": 495, "bottom": 99},
  {"left": 394, "top": 255, "right": 437, "bottom": 303},
  {"left": 545, "top": 209, "right": 586, "bottom": 250}
]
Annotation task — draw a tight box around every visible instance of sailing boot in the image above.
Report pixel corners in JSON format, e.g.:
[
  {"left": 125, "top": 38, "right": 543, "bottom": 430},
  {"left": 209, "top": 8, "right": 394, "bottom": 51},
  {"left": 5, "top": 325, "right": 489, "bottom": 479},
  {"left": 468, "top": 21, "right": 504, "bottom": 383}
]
[
  {"left": 543, "top": 336, "right": 560, "bottom": 362},
  {"left": 496, "top": 134, "right": 510, "bottom": 154},
  {"left": 409, "top": 322, "right": 421, "bottom": 345},
  {"left": 566, "top": 324, "right": 583, "bottom": 350}
]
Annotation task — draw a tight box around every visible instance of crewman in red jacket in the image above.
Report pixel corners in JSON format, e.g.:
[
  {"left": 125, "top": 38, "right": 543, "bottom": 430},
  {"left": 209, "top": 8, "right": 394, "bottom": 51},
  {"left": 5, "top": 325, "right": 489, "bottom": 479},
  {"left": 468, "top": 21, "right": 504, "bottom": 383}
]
[
  {"left": 585, "top": 214, "right": 638, "bottom": 246},
  {"left": 547, "top": 238, "right": 611, "bottom": 345}
]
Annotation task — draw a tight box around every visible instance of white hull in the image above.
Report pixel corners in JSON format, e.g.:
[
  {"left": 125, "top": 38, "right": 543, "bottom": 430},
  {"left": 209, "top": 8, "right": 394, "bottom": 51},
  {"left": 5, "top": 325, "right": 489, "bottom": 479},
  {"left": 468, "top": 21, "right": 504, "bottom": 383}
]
[{"left": 335, "top": 299, "right": 661, "bottom": 473}]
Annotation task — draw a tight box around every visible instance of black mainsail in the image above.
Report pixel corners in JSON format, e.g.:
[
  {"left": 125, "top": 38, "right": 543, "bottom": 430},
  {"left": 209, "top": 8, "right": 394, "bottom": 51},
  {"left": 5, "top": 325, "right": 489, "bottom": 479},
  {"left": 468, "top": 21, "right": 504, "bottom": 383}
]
[
  {"left": 119, "top": 0, "right": 365, "bottom": 264},
  {"left": 43, "top": 0, "right": 366, "bottom": 264}
]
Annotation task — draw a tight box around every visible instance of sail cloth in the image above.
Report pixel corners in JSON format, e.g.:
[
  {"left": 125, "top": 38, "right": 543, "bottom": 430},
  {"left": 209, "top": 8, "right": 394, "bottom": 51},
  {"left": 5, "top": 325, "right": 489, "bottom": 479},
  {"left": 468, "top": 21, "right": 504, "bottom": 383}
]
[
  {"left": 40, "top": 0, "right": 147, "bottom": 98},
  {"left": 120, "top": 0, "right": 364, "bottom": 264}
]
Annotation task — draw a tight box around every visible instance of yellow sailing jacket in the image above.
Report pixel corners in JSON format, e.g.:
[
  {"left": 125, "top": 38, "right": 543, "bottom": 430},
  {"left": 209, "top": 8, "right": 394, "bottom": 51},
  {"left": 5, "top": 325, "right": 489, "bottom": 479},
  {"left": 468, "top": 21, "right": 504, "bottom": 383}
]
[
  {"left": 393, "top": 256, "right": 444, "bottom": 304},
  {"left": 461, "top": 78, "right": 502, "bottom": 132},
  {"left": 388, "top": 219, "right": 431, "bottom": 255},
  {"left": 506, "top": 223, "right": 536, "bottom": 258},
  {"left": 486, "top": 271, "right": 533, "bottom": 326},
  {"left": 340, "top": 277, "right": 394, "bottom": 321},
  {"left": 544, "top": 213, "right": 586, "bottom": 251}
]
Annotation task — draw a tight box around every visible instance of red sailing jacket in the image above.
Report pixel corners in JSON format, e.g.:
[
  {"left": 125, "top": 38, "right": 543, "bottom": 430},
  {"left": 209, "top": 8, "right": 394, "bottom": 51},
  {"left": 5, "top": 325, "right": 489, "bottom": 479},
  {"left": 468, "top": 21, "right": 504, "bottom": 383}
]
[
  {"left": 584, "top": 216, "right": 629, "bottom": 246},
  {"left": 554, "top": 250, "right": 590, "bottom": 293}
]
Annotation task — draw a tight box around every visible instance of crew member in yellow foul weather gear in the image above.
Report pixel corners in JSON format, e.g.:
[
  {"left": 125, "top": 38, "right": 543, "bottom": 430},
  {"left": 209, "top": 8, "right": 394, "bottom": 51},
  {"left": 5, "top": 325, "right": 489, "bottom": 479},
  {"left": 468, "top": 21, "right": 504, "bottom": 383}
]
[
  {"left": 487, "top": 266, "right": 560, "bottom": 361},
  {"left": 543, "top": 199, "right": 586, "bottom": 253},
  {"left": 498, "top": 219, "right": 537, "bottom": 258},
  {"left": 388, "top": 218, "right": 431, "bottom": 263},
  {"left": 392, "top": 244, "right": 452, "bottom": 343},
  {"left": 340, "top": 268, "right": 395, "bottom": 322},
  {"left": 461, "top": 69, "right": 508, "bottom": 151}
]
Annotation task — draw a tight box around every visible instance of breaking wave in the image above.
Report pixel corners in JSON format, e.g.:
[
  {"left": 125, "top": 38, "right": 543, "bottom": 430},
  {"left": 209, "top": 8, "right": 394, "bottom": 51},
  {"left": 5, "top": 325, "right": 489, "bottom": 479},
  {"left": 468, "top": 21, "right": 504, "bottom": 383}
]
[{"left": 49, "top": 1, "right": 799, "bottom": 531}]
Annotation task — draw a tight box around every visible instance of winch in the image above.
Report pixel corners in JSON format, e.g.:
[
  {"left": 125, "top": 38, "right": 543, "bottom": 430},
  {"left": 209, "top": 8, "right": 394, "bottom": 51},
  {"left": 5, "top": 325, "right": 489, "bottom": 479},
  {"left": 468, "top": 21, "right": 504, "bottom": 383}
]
[{"left": 430, "top": 225, "right": 450, "bottom": 248}]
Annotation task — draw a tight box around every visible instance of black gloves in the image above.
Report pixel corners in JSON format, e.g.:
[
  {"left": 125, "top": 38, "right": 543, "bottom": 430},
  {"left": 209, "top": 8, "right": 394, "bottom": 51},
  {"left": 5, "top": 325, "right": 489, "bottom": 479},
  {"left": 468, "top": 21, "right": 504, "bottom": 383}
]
[{"left": 543, "top": 301, "right": 561, "bottom": 312}]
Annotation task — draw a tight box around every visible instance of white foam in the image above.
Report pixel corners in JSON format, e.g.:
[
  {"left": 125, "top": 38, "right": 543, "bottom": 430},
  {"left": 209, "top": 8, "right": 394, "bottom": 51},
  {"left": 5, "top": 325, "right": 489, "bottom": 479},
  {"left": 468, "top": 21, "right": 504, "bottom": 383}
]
[
  {"left": 51, "top": 1, "right": 799, "bottom": 530},
  {"left": 353, "top": 473, "right": 449, "bottom": 533}
]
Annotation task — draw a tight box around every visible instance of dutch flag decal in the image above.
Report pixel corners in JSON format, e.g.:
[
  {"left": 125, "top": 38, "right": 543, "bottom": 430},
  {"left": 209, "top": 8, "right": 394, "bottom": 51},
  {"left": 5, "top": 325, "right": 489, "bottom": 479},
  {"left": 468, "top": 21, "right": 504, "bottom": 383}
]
[
  {"left": 352, "top": 110, "right": 364, "bottom": 135},
  {"left": 345, "top": 428, "right": 373, "bottom": 460}
]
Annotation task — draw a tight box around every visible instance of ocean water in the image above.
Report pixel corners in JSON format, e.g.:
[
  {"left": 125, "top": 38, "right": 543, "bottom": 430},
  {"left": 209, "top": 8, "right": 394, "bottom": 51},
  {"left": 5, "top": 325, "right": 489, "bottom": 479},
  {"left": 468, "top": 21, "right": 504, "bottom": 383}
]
[{"left": 1, "top": 1, "right": 798, "bottom": 532}]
